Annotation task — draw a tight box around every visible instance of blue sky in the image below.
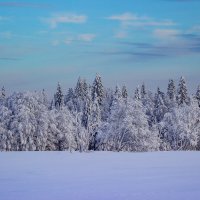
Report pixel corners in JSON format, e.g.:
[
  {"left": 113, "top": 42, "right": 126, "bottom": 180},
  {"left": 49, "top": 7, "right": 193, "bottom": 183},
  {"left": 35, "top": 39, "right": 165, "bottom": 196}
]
[{"left": 0, "top": 0, "right": 200, "bottom": 94}]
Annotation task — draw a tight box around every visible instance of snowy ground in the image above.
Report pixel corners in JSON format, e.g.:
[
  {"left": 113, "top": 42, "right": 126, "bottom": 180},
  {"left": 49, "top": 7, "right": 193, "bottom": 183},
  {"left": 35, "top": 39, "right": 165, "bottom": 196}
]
[{"left": 0, "top": 152, "right": 200, "bottom": 200}]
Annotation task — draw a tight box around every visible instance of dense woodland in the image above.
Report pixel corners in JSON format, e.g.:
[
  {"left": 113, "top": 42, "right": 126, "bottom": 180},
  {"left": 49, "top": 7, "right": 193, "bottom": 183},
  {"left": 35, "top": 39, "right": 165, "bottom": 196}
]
[{"left": 0, "top": 75, "right": 200, "bottom": 152}]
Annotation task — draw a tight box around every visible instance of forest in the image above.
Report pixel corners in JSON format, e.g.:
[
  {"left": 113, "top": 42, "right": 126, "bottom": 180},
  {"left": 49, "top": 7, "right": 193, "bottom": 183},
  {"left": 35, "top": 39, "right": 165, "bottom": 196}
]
[{"left": 0, "top": 75, "right": 200, "bottom": 152}]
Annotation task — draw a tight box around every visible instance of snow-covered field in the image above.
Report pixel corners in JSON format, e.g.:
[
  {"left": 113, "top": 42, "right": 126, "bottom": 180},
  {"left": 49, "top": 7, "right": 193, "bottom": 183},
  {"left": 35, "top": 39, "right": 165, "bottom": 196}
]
[{"left": 0, "top": 152, "right": 200, "bottom": 200}]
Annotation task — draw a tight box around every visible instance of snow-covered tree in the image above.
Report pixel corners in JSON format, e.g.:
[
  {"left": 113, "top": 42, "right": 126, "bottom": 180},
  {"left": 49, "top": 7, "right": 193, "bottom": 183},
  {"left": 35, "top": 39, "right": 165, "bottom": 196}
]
[
  {"left": 101, "top": 88, "right": 113, "bottom": 122},
  {"left": 54, "top": 83, "right": 64, "bottom": 110},
  {"left": 114, "top": 85, "right": 122, "bottom": 99},
  {"left": 99, "top": 97, "right": 159, "bottom": 152},
  {"left": 167, "top": 79, "right": 176, "bottom": 102},
  {"left": 122, "top": 85, "right": 128, "bottom": 99},
  {"left": 0, "top": 75, "right": 199, "bottom": 153},
  {"left": 134, "top": 86, "right": 141, "bottom": 100},
  {"left": 141, "top": 83, "right": 147, "bottom": 99},
  {"left": 0, "top": 86, "right": 6, "bottom": 106},
  {"left": 92, "top": 74, "right": 104, "bottom": 105},
  {"left": 195, "top": 85, "right": 200, "bottom": 108},
  {"left": 154, "top": 88, "right": 168, "bottom": 123},
  {"left": 177, "top": 76, "right": 190, "bottom": 106},
  {"left": 159, "top": 101, "right": 199, "bottom": 151}
]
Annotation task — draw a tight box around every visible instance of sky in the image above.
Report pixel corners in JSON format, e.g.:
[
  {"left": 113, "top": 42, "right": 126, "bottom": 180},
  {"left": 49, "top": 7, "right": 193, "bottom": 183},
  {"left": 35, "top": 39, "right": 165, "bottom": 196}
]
[{"left": 0, "top": 0, "right": 200, "bottom": 94}]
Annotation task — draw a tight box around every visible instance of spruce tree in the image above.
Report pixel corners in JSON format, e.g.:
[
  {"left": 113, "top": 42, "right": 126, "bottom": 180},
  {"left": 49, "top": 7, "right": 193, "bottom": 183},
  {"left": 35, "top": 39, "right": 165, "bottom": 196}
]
[
  {"left": 134, "top": 86, "right": 141, "bottom": 100},
  {"left": 154, "top": 87, "right": 168, "bottom": 123},
  {"left": 141, "top": 83, "right": 147, "bottom": 99},
  {"left": 122, "top": 85, "right": 128, "bottom": 99},
  {"left": 177, "top": 76, "right": 189, "bottom": 106},
  {"left": 1, "top": 87, "right": 5, "bottom": 99},
  {"left": 114, "top": 85, "right": 122, "bottom": 99},
  {"left": 0, "top": 86, "right": 6, "bottom": 105},
  {"left": 65, "top": 88, "right": 74, "bottom": 103},
  {"left": 196, "top": 85, "right": 200, "bottom": 108},
  {"left": 167, "top": 79, "right": 176, "bottom": 101},
  {"left": 54, "top": 83, "right": 64, "bottom": 110},
  {"left": 92, "top": 74, "right": 104, "bottom": 105},
  {"left": 75, "top": 77, "right": 84, "bottom": 99}
]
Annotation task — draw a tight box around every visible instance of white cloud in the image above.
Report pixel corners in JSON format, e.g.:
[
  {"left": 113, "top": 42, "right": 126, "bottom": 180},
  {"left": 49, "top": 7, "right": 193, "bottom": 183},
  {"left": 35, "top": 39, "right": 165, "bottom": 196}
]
[
  {"left": 106, "top": 12, "right": 176, "bottom": 39},
  {"left": 125, "top": 20, "right": 176, "bottom": 27},
  {"left": 42, "top": 13, "right": 87, "bottom": 29},
  {"left": 51, "top": 40, "right": 60, "bottom": 46},
  {"left": 0, "top": 31, "right": 12, "bottom": 39},
  {"left": 154, "top": 29, "right": 180, "bottom": 39},
  {"left": 114, "top": 31, "right": 127, "bottom": 39},
  {"left": 78, "top": 34, "right": 96, "bottom": 42},
  {"left": 107, "top": 13, "right": 176, "bottom": 27},
  {"left": 106, "top": 13, "right": 138, "bottom": 21},
  {"left": 0, "top": 16, "right": 10, "bottom": 21},
  {"left": 64, "top": 37, "right": 74, "bottom": 45},
  {"left": 188, "top": 25, "right": 200, "bottom": 34}
]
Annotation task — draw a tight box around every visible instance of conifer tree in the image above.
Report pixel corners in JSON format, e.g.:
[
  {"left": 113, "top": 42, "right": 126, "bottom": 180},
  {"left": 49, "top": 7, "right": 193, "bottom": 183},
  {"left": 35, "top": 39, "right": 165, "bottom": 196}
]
[
  {"left": 134, "top": 86, "right": 141, "bottom": 100},
  {"left": 122, "top": 85, "right": 128, "bottom": 99},
  {"left": 141, "top": 83, "right": 147, "bottom": 99},
  {"left": 167, "top": 79, "right": 176, "bottom": 101},
  {"left": 65, "top": 88, "right": 74, "bottom": 104},
  {"left": 114, "top": 85, "right": 122, "bottom": 99},
  {"left": 0, "top": 86, "right": 6, "bottom": 106},
  {"left": 75, "top": 77, "right": 84, "bottom": 99},
  {"left": 92, "top": 74, "right": 104, "bottom": 105},
  {"left": 154, "top": 87, "right": 168, "bottom": 123},
  {"left": 54, "top": 83, "right": 64, "bottom": 110},
  {"left": 1, "top": 86, "right": 5, "bottom": 99},
  {"left": 196, "top": 85, "right": 200, "bottom": 108},
  {"left": 177, "top": 76, "right": 189, "bottom": 106}
]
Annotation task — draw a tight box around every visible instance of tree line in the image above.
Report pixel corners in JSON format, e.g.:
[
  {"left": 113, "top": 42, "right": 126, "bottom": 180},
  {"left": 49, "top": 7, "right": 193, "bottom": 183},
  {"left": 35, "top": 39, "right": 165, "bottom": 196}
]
[{"left": 0, "top": 75, "right": 200, "bottom": 152}]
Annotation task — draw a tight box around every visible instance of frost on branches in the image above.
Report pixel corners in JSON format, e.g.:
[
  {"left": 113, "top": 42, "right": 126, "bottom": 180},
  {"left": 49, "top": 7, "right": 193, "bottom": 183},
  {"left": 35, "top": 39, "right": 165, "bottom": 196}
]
[{"left": 0, "top": 75, "right": 200, "bottom": 152}]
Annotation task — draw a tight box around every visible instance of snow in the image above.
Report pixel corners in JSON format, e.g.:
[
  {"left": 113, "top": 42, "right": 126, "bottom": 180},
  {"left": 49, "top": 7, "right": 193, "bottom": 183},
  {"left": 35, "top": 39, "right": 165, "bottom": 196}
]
[{"left": 0, "top": 151, "right": 200, "bottom": 200}]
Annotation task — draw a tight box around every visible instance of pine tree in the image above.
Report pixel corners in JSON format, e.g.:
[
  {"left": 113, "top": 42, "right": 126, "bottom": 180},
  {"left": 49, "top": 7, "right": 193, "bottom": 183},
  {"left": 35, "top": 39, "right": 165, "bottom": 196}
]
[
  {"left": 82, "top": 79, "right": 89, "bottom": 98},
  {"left": 154, "top": 87, "right": 168, "bottom": 123},
  {"left": 54, "top": 83, "right": 64, "bottom": 110},
  {"left": 82, "top": 98, "right": 92, "bottom": 129},
  {"left": 74, "top": 77, "right": 84, "bottom": 99},
  {"left": 177, "top": 76, "right": 189, "bottom": 106},
  {"left": 114, "top": 85, "right": 122, "bottom": 99},
  {"left": 134, "top": 86, "right": 141, "bottom": 100},
  {"left": 167, "top": 79, "right": 176, "bottom": 101},
  {"left": 122, "top": 85, "right": 128, "bottom": 99},
  {"left": 88, "top": 96, "right": 101, "bottom": 150},
  {"left": 41, "top": 89, "right": 48, "bottom": 107},
  {"left": 65, "top": 88, "right": 74, "bottom": 104},
  {"left": 1, "top": 86, "right": 5, "bottom": 99},
  {"left": 92, "top": 74, "right": 104, "bottom": 105},
  {"left": 196, "top": 85, "right": 200, "bottom": 108},
  {"left": 141, "top": 83, "right": 147, "bottom": 99}
]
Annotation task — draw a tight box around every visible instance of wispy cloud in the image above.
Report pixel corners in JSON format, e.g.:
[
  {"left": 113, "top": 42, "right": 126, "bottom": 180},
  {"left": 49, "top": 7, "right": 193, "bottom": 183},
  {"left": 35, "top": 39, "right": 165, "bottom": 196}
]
[
  {"left": 106, "top": 12, "right": 176, "bottom": 27},
  {"left": 95, "top": 26, "right": 200, "bottom": 63},
  {"left": 0, "top": 2, "right": 53, "bottom": 9},
  {"left": 78, "top": 34, "right": 96, "bottom": 42},
  {"left": 106, "top": 12, "right": 176, "bottom": 39},
  {"left": 42, "top": 13, "right": 87, "bottom": 29},
  {"left": 0, "top": 31, "right": 12, "bottom": 39},
  {"left": 153, "top": 29, "right": 180, "bottom": 39},
  {"left": 0, "top": 16, "right": 10, "bottom": 21},
  {"left": 64, "top": 37, "right": 74, "bottom": 45},
  {"left": 51, "top": 33, "right": 96, "bottom": 46},
  {"left": 0, "top": 57, "right": 21, "bottom": 61},
  {"left": 51, "top": 40, "right": 60, "bottom": 46},
  {"left": 106, "top": 13, "right": 138, "bottom": 21},
  {"left": 114, "top": 31, "right": 128, "bottom": 39},
  {"left": 187, "top": 25, "right": 200, "bottom": 34}
]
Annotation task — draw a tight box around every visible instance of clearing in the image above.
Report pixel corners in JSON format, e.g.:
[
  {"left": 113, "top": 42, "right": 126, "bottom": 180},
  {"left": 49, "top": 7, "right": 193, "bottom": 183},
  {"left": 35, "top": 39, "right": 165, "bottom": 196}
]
[{"left": 0, "top": 151, "right": 200, "bottom": 200}]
